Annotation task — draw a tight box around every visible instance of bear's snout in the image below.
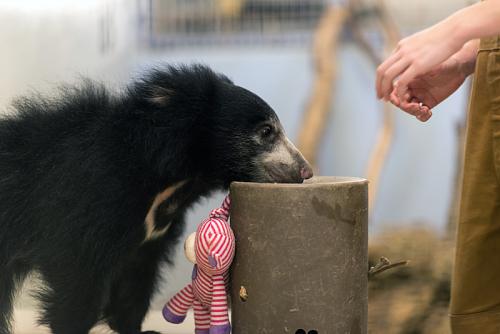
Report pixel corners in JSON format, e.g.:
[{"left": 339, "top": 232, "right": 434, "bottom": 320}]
[
  {"left": 300, "top": 165, "right": 314, "bottom": 180},
  {"left": 261, "top": 135, "right": 313, "bottom": 184}
]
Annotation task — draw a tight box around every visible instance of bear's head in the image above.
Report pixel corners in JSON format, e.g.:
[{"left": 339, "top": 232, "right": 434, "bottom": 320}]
[
  {"left": 209, "top": 79, "right": 314, "bottom": 186},
  {"left": 134, "top": 64, "right": 313, "bottom": 187}
]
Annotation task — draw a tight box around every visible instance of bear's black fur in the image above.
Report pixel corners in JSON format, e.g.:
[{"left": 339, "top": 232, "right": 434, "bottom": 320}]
[{"left": 0, "top": 64, "right": 312, "bottom": 334}]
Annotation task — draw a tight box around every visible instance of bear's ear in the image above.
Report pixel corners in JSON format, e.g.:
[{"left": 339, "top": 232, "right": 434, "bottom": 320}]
[{"left": 148, "top": 86, "right": 174, "bottom": 106}]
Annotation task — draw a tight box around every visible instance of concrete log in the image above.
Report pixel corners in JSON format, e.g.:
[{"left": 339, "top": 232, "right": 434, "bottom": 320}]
[{"left": 230, "top": 176, "right": 368, "bottom": 334}]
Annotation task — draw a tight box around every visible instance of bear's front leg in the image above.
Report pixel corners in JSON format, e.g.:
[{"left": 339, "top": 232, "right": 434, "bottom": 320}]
[{"left": 104, "top": 239, "right": 167, "bottom": 334}]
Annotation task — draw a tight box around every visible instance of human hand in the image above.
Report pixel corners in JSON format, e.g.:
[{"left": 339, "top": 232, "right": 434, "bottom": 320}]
[
  {"left": 388, "top": 55, "right": 469, "bottom": 122},
  {"left": 376, "top": 20, "right": 466, "bottom": 102}
]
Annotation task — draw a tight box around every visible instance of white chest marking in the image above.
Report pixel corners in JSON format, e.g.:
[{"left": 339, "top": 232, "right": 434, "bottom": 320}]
[{"left": 144, "top": 180, "right": 187, "bottom": 242}]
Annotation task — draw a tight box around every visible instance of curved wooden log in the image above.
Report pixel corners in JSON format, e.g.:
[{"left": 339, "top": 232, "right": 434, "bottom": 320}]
[{"left": 297, "top": 6, "right": 349, "bottom": 167}]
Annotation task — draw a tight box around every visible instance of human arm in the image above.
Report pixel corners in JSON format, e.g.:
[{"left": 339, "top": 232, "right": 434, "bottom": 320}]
[
  {"left": 376, "top": 0, "right": 500, "bottom": 102},
  {"left": 390, "top": 39, "right": 479, "bottom": 122}
]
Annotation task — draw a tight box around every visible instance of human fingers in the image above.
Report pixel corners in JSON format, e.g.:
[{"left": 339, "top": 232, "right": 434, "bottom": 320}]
[
  {"left": 398, "top": 98, "right": 422, "bottom": 116},
  {"left": 379, "top": 59, "right": 411, "bottom": 101},
  {"left": 416, "top": 106, "right": 432, "bottom": 122},
  {"left": 390, "top": 89, "right": 411, "bottom": 107},
  {"left": 411, "top": 98, "right": 432, "bottom": 121},
  {"left": 394, "top": 66, "right": 419, "bottom": 101},
  {"left": 376, "top": 50, "right": 402, "bottom": 99}
]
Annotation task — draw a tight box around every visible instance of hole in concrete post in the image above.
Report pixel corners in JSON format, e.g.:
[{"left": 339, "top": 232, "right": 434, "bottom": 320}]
[
  {"left": 308, "top": 331, "right": 319, "bottom": 334},
  {"left": 295, "top": 330, "right": 306, "bottom": 334}
]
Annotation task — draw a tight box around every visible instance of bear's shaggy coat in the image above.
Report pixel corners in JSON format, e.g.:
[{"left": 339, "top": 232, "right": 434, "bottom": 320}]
[{"left": 0, "top": 65, "right": 311, "bottom": 334}]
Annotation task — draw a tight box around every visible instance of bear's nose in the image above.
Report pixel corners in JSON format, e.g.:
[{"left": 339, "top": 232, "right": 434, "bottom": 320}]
[{"left": 300, "top": 166, "right": 313, "bottom": 180}]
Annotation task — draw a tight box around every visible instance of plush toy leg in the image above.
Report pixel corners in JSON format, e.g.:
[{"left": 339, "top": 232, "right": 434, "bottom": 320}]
[
  {"left": 193, "top": 299, "right": 210, "bottom": 334},
  {"left": 162, "top": 283, "right": 194, "bottom": 324},
  {"left": 209, "top": 275, "right": 231, "bottom": 334}
]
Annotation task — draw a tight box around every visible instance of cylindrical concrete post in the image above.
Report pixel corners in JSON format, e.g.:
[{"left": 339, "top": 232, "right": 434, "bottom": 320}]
[{"left": 230, "top": 176, "right": 368, "bottom": 334}]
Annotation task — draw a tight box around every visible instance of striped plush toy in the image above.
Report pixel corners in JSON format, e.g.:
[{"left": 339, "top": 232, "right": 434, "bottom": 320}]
[{"left": 163, "top": 195, "right": 235, "bottom": 334}]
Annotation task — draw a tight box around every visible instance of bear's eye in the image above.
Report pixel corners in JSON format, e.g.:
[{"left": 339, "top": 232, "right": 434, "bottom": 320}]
[{"left": 260, "top": 125, "right": 273, "bottom": 138}]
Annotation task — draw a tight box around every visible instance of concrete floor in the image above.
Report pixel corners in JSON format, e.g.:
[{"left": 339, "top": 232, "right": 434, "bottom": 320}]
[{"left": 12, "top": 308, "right": 195, "bottom": 334}]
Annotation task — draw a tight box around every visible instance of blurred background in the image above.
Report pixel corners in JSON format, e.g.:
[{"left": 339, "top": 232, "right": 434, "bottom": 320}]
[{"left": 0, "top": 0, "right": 477, "bottom": 333}]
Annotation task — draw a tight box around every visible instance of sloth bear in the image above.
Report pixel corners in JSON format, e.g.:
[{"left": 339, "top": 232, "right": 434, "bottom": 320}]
[{"left": 0, "top": 64, "right": 313, "bottom": 334}]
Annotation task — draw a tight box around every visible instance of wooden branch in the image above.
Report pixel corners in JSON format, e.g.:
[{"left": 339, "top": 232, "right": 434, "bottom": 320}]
[
  {"left": 376, "top": 0, "right": 401, "bottom": 46},
  {"left": 366, "top": 103, "right": 394, "bottom": 210},
  {"left": 350, "top": 21, "right": 381, "bottom": 64},
  {"left": 348, "top": 0, "right": 401, "bottom": 212},
  {"left": 297, "top": 6, "right": 349, "bottom": 167},
  {"left": 368, "top": 256, "right": 409, "bottom": 278}
]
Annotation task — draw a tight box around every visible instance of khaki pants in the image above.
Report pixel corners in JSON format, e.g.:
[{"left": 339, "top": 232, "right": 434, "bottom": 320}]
[{"left": 450, "top": 36, "right": 500, "bottom": 333}]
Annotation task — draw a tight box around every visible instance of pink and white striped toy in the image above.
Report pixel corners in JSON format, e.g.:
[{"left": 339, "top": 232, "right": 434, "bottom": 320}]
[{"left": 163, "top": 195, "right": 235, "bottom": 334}]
